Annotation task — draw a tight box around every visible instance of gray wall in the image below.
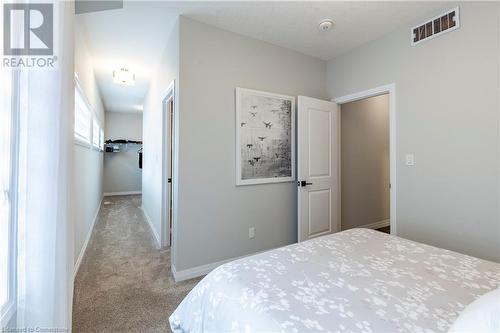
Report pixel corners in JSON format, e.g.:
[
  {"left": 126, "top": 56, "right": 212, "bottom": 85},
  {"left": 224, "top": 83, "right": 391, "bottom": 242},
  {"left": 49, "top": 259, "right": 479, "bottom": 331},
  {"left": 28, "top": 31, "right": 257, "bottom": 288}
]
[
  {"left": 103, "top": 112, "right": 143, "bottom": 194},
  {"left": 327, "top": 2, "right": 500, "bottom": 262},
  {"left": 174, "top": 17, "right": 327, "bottom": 271},
  {"left": 74, "top": 18, "right": 105, "bottom": 266},
  {"left": 341, "top": 94, "right": 390, "bottom": 230},
  {"left": 142, "top": 18, "right": 179, "bottom": 239}
]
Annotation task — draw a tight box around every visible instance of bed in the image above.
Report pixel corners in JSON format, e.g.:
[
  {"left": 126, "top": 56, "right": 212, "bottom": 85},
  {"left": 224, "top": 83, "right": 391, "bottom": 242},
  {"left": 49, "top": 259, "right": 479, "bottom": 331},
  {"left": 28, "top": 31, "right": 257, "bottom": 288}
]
[{"left": 169, "top": 228, "right": 500, "bottom": 332}]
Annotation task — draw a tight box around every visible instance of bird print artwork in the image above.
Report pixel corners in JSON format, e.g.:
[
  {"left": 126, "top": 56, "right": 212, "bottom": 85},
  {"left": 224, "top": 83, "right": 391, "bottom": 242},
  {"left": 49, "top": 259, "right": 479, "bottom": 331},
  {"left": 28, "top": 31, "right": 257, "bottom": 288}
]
[{"left": 238, "top": 88, "right": 293, "bottom": 183}]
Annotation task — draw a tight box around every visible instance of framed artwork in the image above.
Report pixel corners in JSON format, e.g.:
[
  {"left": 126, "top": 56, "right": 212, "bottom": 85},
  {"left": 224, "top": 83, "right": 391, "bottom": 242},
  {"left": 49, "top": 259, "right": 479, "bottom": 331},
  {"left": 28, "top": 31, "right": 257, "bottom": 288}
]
[{"left": 235, "top": 88, "right": 295, "bottom": 186}]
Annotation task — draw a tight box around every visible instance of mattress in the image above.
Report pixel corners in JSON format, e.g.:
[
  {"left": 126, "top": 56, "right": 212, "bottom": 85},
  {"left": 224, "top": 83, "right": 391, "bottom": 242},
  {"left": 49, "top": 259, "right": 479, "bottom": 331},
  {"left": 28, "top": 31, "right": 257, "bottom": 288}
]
[{"left": 170, "top": 228, "right": 500, "bottom": 333}]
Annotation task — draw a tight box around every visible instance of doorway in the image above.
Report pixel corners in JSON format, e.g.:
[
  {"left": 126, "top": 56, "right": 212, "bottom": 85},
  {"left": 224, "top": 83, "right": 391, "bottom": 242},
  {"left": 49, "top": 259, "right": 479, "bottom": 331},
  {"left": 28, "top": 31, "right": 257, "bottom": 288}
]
[
  {"left": 335, "top": 84, "right": 397, "bottom": 235},
  {"left": 339, "top": 94, "right": 389, "bottom": 232},
  {"left": 161, "top": 81, "right": 175, "bottom": 248}
]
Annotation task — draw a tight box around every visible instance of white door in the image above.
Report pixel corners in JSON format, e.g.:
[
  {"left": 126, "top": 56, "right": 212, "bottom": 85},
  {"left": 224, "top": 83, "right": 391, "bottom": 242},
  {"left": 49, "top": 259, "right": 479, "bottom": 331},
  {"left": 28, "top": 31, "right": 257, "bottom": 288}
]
[{"left": 297, "top": 96, "right": 339, "bottom": 242}]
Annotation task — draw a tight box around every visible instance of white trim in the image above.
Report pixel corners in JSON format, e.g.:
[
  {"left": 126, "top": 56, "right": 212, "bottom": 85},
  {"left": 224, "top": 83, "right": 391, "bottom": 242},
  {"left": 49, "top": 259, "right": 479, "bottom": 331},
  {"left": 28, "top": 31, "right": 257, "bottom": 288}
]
[
  {"left": 141, "top": 206, "right": 161, "bottom": 249},
  {"left": 235, "top": 87, "right": 296, "bottom": 186},
  {"left": 73, "top": 196, "right": 103, "bottom": 279},
  {"left": 171, "top": 241, "right": 290, "bottom": 282},
  {"left": 160, "top": 80, "right": 175, "bottom": 105},
  {"left": 172, "top": 245, "right": 285, "bottom": 282},
  {"left": 334, "top": 83, "right": 397, "bottom": 236},
  {"left": 334, "top": 84, "right": 395, "bottom": 104},
  {"left": 103, "top": 191, "right": 142, "bottom": 196},
  {"left": 172, "top": 253, "right": 253, "bottom": 282},
  {"left": 74, "top": 136, "right": 91, "bottom": 149},
  {"left": 357, "top": 219, "right": 390, "bottom": 231},
  {"left": 74, "top": 73, "right": 104, "bottom": 153},
  {"left": 161, "top": 80, "right": 175, "bottom": 249}
]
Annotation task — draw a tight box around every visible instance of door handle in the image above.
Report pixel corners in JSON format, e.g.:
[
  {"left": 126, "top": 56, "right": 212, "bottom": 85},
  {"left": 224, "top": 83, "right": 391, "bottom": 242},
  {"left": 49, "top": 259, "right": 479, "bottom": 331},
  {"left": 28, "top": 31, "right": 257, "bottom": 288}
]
[
  {"left": 167, "top": 178, "right": 172, "bottom": 183},
  {"left": 298, "top": 180, "right": 313, "bottom": 187}
]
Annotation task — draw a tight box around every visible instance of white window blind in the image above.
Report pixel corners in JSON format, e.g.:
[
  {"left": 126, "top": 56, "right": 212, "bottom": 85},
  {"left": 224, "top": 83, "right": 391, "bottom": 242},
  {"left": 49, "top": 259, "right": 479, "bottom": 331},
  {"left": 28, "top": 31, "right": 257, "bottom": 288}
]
[
  {"left": 99, "top": 128, "right": 104, "bottom": 150},
  {"left": 92, "top": 118, "right": 100, "bottom": 148},
  {"left": 74, "top": 82, "right": 91, "bottom": 144}
]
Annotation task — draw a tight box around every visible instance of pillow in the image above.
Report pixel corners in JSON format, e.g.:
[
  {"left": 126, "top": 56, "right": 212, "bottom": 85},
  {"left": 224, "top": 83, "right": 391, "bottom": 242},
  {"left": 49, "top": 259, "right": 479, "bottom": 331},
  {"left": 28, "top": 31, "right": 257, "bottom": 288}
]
[{"left": 449, "top": 288, "right": 500, "bottom": 333}]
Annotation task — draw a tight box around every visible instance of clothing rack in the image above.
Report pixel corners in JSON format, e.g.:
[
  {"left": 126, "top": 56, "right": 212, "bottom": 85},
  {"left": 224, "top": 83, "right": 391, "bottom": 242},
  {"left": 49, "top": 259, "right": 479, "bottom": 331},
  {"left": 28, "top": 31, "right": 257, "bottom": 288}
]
[{"left": 104, "top": 139, "right": 142, "bottom": 153}]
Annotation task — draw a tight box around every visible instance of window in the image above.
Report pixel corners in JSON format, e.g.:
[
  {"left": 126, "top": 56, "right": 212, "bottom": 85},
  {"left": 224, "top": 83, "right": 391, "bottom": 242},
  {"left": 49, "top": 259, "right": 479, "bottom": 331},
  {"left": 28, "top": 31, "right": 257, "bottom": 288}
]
[
  {"left": 92, "top": 117, "right": 100, "bottom": 149},
  {"left": 74, "top": 79, "right": 91, "bottom": 144},
  {"left": 99, "top": 128, "right": 104, "bottom": 151},
  {"left": 0, "top": 70, "right": 16, "bottom": 325},
  {"left": 75, "top": 75, "right": 104, "bottom": 152}
]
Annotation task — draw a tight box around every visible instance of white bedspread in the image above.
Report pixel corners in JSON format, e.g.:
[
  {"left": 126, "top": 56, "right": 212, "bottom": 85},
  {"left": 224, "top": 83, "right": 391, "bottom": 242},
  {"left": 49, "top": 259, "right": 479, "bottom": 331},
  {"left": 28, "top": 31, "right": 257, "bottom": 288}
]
[{"left": 170, "top": 229, "right": 500, "bottom": 333}]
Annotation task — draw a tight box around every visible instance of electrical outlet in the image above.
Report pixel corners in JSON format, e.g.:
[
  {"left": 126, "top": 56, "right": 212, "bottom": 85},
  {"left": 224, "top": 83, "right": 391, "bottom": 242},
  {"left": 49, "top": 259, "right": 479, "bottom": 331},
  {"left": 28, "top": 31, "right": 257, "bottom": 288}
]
[
  {"left": 405, "top": 154, "right": 415, "bottom": 166},
  {"left": 248, "top": 227, "right": 255, "bottom": 239}
]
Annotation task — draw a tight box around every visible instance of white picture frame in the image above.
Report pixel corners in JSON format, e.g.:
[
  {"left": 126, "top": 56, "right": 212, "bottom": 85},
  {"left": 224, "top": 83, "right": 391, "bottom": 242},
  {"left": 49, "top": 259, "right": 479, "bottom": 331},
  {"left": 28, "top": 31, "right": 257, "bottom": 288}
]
[{"left": 235, "top": 88, "right": 296, "bottom": 186}]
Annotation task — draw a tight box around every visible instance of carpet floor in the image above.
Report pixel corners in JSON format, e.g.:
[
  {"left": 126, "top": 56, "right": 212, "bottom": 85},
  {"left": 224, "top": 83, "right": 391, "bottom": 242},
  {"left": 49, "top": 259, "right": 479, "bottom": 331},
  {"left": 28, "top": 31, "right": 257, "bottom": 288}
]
[
  {"left": 72, "top": 195, "right": 202, "bottom": 333},
  {"left": 376, "top": 225, "right": 390, "bottom": 234}
]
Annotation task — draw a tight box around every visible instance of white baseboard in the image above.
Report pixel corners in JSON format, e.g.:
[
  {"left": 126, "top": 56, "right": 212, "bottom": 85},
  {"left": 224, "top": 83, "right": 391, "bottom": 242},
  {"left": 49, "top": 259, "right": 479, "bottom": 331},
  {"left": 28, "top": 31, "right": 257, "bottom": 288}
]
[
  {"left": 103, "top": 191, "right": 142, "bottom": 196},
  {"left": 359, "top": 219, "right": 390, "bottom": 230},
  {"left": 172, "top": 255, "right": 239, "bottom": 282},
  {"left": 74, "top": 196, "right": 103, "bottom": 280},
  {"left": 172, "top": 249, "right": 275, "bottom": 282},
  {"left": 141, "top": 206, "right": 161, "bottom": 249}
]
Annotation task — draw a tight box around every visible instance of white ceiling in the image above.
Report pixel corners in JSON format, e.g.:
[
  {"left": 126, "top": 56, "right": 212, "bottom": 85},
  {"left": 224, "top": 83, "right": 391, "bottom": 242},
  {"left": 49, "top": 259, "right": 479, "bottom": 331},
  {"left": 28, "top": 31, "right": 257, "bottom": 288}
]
[
  {"left": 78, "top": 1, "right": 449, "bottom": 113},
  {"left": 78, "top": 3, "right": 177, "bottom": 113},
  {"left": 178, "top": 1, "right": 449, "bottom": 60}
]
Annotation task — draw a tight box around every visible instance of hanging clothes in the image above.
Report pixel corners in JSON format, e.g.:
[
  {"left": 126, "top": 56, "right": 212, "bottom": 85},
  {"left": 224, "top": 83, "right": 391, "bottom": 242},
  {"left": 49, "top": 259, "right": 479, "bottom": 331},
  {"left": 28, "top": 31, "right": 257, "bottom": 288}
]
[{"left": 138, "top": 148, "right": 143, "bottom": 169}]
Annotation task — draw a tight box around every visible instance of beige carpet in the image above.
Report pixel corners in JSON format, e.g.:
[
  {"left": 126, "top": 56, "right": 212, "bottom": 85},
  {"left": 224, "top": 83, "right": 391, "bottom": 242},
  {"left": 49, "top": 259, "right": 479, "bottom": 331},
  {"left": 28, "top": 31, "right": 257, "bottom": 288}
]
[{"left": 73, "top": 195, "right": 202, "bottom": 333}]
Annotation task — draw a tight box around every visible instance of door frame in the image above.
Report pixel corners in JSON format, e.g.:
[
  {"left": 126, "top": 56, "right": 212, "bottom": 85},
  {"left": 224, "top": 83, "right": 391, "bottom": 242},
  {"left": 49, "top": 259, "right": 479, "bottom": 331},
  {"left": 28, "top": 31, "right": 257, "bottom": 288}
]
[
  {"left": 161, "top": 80, "right": 176, "bottom": 248},
  {"left": 333, "top": 83, "right": 397, "bottom": 235}
]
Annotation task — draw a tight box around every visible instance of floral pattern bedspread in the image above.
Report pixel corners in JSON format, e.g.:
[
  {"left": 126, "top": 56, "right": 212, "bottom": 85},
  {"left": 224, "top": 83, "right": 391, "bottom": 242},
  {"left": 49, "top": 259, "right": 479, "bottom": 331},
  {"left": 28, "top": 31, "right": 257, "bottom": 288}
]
[{"left": 170, "top": 228, "right": 500, "bottom": 333}]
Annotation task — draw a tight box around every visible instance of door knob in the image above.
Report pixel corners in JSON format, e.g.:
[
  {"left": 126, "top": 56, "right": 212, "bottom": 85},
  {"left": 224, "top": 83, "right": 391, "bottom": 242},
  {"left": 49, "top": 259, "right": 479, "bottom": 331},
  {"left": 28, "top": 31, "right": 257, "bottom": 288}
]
[{"left": 298, "top": 180, "right": 313, "bottom": 187}]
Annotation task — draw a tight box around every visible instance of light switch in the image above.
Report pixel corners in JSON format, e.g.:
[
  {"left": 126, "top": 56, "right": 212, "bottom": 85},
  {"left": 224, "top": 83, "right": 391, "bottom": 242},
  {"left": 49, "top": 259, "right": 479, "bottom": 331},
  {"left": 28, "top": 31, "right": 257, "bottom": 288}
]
[
  {"left": 405, "top": 154, "right": 415, "bottom": 166},
  {"left": 249, "top": 227, "right": 255, "bottom": 239}
]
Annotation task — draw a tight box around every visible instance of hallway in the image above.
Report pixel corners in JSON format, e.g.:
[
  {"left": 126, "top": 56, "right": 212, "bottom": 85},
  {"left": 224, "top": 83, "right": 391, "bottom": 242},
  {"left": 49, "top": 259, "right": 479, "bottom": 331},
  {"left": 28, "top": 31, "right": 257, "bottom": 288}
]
[{"left": 72, "top": 195, "right": 201, "bottom": 332}]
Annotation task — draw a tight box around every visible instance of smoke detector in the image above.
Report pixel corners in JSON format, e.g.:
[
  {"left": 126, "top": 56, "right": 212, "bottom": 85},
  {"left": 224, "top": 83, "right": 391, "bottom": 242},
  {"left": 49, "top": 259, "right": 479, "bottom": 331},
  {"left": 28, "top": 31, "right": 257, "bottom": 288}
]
[{"left": 318, "top": 19, "right": 334, "bottom": 32}]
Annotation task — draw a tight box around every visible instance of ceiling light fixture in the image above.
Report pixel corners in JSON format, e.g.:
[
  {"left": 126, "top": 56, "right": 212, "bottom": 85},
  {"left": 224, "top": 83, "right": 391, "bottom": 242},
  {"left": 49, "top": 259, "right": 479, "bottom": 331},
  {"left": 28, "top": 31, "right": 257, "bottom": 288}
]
[
  {"left": 113, "top": 67, "right": 135, "bottom": 86},
  {"left": 318, "top": 19, "right": 334, "bottom": 32}
]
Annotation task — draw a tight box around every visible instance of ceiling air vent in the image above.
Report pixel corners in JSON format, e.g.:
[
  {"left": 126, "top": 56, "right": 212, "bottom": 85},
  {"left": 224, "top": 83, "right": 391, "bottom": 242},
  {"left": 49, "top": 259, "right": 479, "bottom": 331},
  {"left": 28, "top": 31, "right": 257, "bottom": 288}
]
[{"left": 411, "top": 7, "right": 460, "bottom": 46}]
